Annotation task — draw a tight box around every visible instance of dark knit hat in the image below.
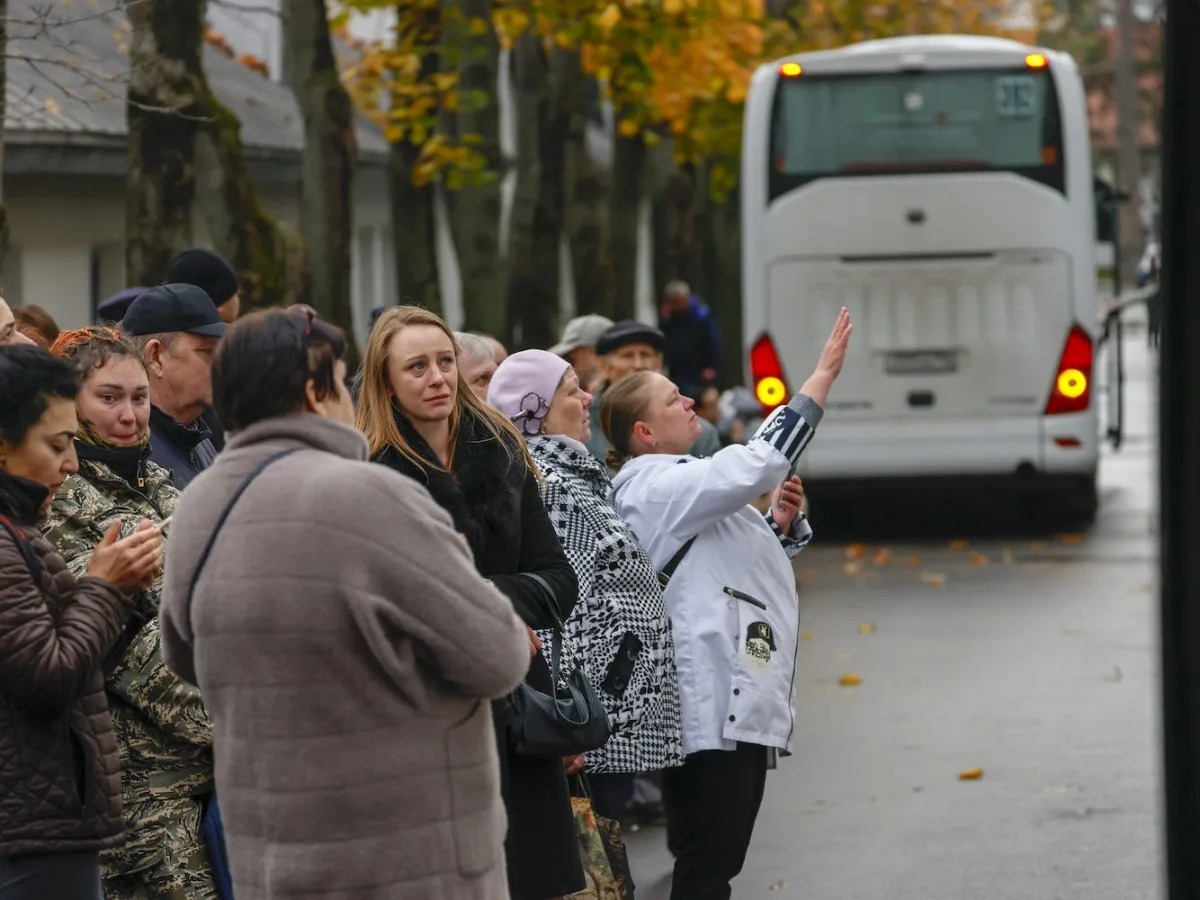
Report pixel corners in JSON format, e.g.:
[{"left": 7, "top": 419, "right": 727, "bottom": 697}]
[
  {"left": 595, "top": 319, "right": 665, "bottom": 356},
  {"left": 167, "top": 248, "right": 239, "bottom": 307}
]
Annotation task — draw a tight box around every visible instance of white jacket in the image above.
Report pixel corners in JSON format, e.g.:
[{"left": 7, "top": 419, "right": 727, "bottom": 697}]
[{"left": 609, "top": 395, "right": 822, "bottom": 755}]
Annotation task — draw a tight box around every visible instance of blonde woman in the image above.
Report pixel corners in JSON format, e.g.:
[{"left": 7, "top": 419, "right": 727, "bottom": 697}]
[
  {"left": 356, "top": 307, "right": 584, "bottom": 900},
  {"left": 600, "top": 309, "right": 852, "bottom": 900}
]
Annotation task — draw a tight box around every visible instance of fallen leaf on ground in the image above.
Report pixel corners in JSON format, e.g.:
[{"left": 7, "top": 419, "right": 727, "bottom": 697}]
[
  {"left": 839, "top": 673, "right": 862, "bottom": 686},
  {"left": 1056, "top": 533, "right": 1085, "bottom": 544},
  {"left": 768, "top": 882, "right": 788, "bottom": 892},
  {"left": 949, "top": 539, "right": 969, "bottom": 550},
  {"left": 843, "top": 561, "right": 863, "bottom": 576},
  {"left": 872, "top": 547, "right": 893, "bottom": 566},
  {"left": 906, "top": 554, "right": 921, "bottom": 567},
  {"left": 1030, "top": 541, "right": 1047, "bottom": 551},
  {"left": 858, "top": 622, "right": 875, "bottom": 635},
  {"left": 845, "top": 543, "right": 866, "bottom": 560},
  {"left": 801, "top": 631, "right": 814, "bottom": 641},
  {"left": 919, "top": 572, "right": 948, "bottom": 589},
  {"left": 959, "top": 768, "right": 984, "bottom": 781},
  {"left": 970, "top": 552, "right": 988, "bottom": 566},
  {"left": 800, "top": 569, "right": 815, "bottom": 581}
]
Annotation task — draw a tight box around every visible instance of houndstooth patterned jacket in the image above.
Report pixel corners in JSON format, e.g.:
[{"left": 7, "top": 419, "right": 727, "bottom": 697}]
[{"left": 528, "top": 435, "right": 684, "bottom": 775}]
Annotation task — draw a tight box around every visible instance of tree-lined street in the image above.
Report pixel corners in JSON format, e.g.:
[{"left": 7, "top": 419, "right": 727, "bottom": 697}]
[{"left": 628, "top": 327, "right": 1161, "bottom": 898}]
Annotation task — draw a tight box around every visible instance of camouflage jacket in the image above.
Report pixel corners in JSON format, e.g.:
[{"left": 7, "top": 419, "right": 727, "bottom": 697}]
[{"left": 43, "top": 453, "right": 214, "bottom": 805}]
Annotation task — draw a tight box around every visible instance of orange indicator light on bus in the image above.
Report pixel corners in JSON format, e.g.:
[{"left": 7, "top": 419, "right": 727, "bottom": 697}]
[
  {"left": 1056, "top": 368, "right": 1087, "bottom": 400},
  {"left": 755, "top": 376, "right": 787, "bottom": 407},
  {"left": 1025, "top": 53, "right": 1048, "bottom": 69},
  {"left": 779, "top": 62, "right": 803, "bottom": 77}
]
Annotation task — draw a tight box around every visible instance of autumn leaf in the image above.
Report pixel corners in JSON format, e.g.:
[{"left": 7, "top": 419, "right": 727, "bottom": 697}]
[
  {"left": 617, "top": 118, "right": 640, "bottom": 137},
  {"left": 970, "top": 552, "right": 988, "bottom": 566},
  {"left": 845, "top": 544, "right": 866, "bottom": 560},
  {"left": 597, "top": 3, "right": 622, "bottom": 30},
  {"left": 959, "top": 768, "right": 984, "bottom": 781},
  {"left": 919, "top": 572, "right": 947, "bottom": 589},
  {"left": 858, "top": 622, "right": 875, "bottom": 635},
  {"left": 843, "top": 561, "right": 862, "bottom": 576},
  {"left": 872, "top": 547, "right": 892, "bottom": 566},
  {"left": 949, "top": 539, "right": 969, "bottom": 550},
  {"left": 1056, "top": 533, "right": 1085, "bottom": 544},
  {"left": 43, "top": 97, "right": 62, "bottom": 116},
  {"left": 839, "top": 673, "right": 862, "bottom": 686},
  {"left": 801, "top": 631, "right": 814, "bottom": 641},
  {"left": 906, "top": 554, "right": 921, "bottom": 567}
]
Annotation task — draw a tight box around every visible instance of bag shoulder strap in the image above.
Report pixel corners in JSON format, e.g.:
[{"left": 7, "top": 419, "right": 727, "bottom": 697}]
[
  {"left": 185, "top": 449, "right": 300, "bottom": 627},
  {"left": 521, "top": 571, "right": 567, "bottom": 681},
  {"left": 657, "top": 536, "right": 696, "bottom": 589},
  {"left": 0, "top": 513, "right": 43, "bottom": 589}
]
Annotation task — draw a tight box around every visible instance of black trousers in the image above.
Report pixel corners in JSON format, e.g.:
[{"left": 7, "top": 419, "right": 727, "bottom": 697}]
[
  {"left": 662, "top": 743, "right": 769, "bottom": 900},
  {"left": 588, "top": 772, "right": 637, "bottom": 822},
  {"left": 0, "top": 851, "right": 101, "bottom": 900}
]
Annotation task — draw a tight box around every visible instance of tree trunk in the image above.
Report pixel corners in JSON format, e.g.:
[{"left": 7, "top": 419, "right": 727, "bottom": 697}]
[
  {"left": 125, "top": 0, "right": 205, "bottom": 285},
  {"left": 504, "top": 35, "right": 546, "bottom": 348},
  {"left": 440, "top": 0, "right": 504, "bottom": 336},
  {"left": 194, "top": 98, "right": 304, "bottom": 312},
  {"left": 389, "top": 0, "right": 441, "bottom": 313},
  {"left": 563, "top": 67, "right": 606, "bottom": 316},
  {"left": 283, "top": 0, "right": 358, "bottom": 361},
  {"left": 607, "top": 124, "right": 644, "bottom": 320},
  {"left": 1114, "top": 0, "right": 1144, "bottom": 291},
  {"left": 708, "top": 183, "right": 742, "bottom": 388},
  {"left": 648, "top": 140, "right": 695, "bottom": 308}
]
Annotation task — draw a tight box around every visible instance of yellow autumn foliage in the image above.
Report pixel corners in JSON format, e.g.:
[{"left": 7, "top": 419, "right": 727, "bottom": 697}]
[{"left": 342, "top": 0, "right": 1017, "bottom": 193}]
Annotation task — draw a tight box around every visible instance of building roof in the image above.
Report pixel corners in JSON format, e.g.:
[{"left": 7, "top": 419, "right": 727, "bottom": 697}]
[{"left": 4, "top": 0, "right": 389, "bottom": 162}]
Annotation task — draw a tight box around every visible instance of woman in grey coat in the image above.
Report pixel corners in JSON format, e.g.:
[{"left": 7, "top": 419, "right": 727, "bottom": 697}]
[
  {"left": 158, "top": 310, "right": 531, "bottom": 900},
  {"left": 489, "top": 349, "right": 684, "bottom": 820}
]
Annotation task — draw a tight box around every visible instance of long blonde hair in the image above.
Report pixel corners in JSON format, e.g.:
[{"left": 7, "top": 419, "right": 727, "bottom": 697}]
[{"left": 356, "top": 306, "right": 535, "bottom": 475}]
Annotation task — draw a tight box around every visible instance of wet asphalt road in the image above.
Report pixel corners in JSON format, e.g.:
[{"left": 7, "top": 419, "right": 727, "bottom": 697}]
[{"left": 625, "top": 331, "right": 1162, "bottom": 899}]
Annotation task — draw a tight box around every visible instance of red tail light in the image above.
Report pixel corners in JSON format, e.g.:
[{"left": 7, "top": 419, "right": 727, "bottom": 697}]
[
  {"left": 750, "top": 333, "right": 789, "bottom": 414},
  {"left": 1044, "top": 325, "right": 1093, "bottom": 415}
]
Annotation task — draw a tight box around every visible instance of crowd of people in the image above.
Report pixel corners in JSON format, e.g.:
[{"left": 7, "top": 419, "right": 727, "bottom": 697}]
[{"left": 0, "top": 250, "right": 852, "bottom": 900}]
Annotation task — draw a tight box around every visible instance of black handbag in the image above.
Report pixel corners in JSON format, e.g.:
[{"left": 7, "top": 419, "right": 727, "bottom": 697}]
[{"left": 507, "top": 573, "right": 611, "bottom": 758}]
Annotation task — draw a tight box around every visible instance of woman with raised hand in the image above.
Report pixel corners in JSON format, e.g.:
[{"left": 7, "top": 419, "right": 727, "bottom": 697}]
[
  {"left": 43, "top": 327, "right": 219, "bottom": 899},
  {"left": 0, "top": 345, "right": 161, "bottom": 900},
  {"left": 600, "top": 308, "right": 852, "bottom": 900},
  {"left": 488, "top": 349, "right": 684, "bottom": 820},
  {"left": 358, "top": 307, "right": 584, "bottom": 900}
]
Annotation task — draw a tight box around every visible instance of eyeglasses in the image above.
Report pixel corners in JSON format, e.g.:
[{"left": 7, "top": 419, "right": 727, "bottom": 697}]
[{"left": 287, "top": 304, "right": 317, "bottom": 341}]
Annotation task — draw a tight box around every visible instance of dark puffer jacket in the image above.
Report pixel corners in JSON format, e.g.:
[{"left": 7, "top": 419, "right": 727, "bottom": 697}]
[{"left": 0, "top": 469, "right": 133, "bottom": 857}]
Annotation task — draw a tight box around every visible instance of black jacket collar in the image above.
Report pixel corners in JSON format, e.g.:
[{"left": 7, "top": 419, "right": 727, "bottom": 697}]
[
  {"left": 75, "top": 440, "right": 153, "bottom": 491},
  {"left": 149, "top": 405, "right": 212, "bottom": 452},
  {"left": 0, "top": 470, "right": 49, "bottom": 526},
  {"left": 373, "top": 408, "right": 523, "bottom": 557}
]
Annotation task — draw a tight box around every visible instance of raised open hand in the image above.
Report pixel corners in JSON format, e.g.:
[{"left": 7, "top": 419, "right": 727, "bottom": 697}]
[
  {"left": 816, "top": 307, "right": 853, "bottom": 380},
  {"left": 799, "top": 308, "right": 854, "bottom": 407}
]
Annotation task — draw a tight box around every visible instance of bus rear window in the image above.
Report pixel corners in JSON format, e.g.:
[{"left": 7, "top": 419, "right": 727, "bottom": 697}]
[{"left": 768, "top": 68, "right": 1065, "bottom": 201}]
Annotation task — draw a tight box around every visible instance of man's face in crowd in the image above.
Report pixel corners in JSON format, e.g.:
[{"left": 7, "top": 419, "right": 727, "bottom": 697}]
[
  {"left": 567, "top": 346, "right": 601, "bottom": 393},
  {"left": 0, "top": 299, "right": 34, "bottom": 346},
  {"left": 603, "top": 342, "right": 663, "bottom": 385},
  {"left": 145, "top": 332, "right": 220, "bottom": 425}
]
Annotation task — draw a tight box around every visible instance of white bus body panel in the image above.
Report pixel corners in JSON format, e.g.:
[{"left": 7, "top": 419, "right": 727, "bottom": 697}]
[{"left": 742, "top": 37, "right": 1098, "bottom": 484}]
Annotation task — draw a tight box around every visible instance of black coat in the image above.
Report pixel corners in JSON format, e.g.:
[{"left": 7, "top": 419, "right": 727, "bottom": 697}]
[{"left": 375, "top": 409, "right": 586, "bottom": 900}]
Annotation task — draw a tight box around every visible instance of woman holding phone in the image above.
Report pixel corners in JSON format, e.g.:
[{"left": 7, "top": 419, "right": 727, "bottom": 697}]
[{"left": 599, "top": 309, "right": 852, "bottom": 900}]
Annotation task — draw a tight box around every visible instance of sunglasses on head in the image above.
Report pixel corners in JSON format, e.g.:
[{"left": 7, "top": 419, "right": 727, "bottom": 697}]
[{"left": 287, "top": 304, "right": 317, "bottom": 341}]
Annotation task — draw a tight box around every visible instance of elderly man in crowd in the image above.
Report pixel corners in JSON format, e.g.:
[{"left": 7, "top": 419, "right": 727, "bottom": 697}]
[
  {"left": 454, "top": 331, "right": 500, "bottom": 402},
  {"left": 550, "top": 313, "right": 613, "bottom": 395},
  {"left": 584, "top": 319, "right": 722, "bottom": 463},
  {"left": 122, "top": 284, "right": 228, "bottom": 490}
]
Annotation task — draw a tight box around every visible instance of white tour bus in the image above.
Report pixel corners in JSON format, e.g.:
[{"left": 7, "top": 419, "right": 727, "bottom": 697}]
[{"left": 742, "top": 35, "right": 1102, "bottom": 520}]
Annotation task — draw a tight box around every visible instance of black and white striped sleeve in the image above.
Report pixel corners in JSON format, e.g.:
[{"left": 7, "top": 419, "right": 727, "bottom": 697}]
[
  {"left": 751, "top": 394, "right": 824, "bottom": 467},
  {"left": 763, "top": 510, "right": 814, "bottom": 559}
]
